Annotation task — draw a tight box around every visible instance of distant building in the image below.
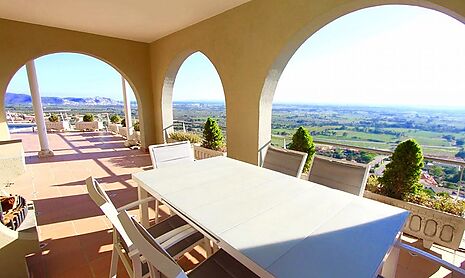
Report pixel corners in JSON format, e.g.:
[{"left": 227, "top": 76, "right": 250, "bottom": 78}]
[{"left": 420, "top": 172, "right": 438, "bottom": 187}]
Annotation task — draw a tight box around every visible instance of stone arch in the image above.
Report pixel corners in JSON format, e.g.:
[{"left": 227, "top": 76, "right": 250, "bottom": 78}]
[
  {"left": 161, "top": 50, "right": 226, "bottom": 141},
  {"left": 258, "top": 0, "right": 465, "bottom": 155},
  {"left": 0, "top": 21, "right": 153, "bottom": 147},
  {"left": 2, "top": 51, "right": 146, "bottom": 143}
]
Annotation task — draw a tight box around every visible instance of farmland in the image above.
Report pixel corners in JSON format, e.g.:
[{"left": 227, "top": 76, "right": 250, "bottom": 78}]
[{"left": 173, "top": 102, "right": 465, "bottom": 159}]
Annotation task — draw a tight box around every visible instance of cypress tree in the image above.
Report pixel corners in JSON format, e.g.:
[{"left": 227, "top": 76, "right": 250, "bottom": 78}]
[
  {"left": 288, "top": 126, "right": 315, "bottom": 172},
  {"left": 379, "top": 139, "right": 424, "bottom": 200},
  {"left": 202, "top": 118, "right": 224, "bottom": 151}
]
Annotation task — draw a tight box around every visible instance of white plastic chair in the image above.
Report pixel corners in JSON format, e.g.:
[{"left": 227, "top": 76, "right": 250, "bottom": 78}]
[
  {"left": 262, "top": 145, "right": 308, "bottom": 178},
  {"left": 117, "top": 210, "right": 259, "bottom": 278},
  {"left": 307, "top": 155, "right": 371, "bottom": 196},
  {"left": 148, "top": 141, "right": 194, "bottom": 169},
  {"left": 86, "top": 177, "right": 205, "bottom": 278},
  {"left": 148, "top": 141, "right": 194, "bottom": 222}
]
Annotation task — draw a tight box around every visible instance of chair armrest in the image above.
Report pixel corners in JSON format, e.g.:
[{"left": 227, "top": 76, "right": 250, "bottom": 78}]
[{"left": 117, "top": 197, "right": 156, "bottom": 212}]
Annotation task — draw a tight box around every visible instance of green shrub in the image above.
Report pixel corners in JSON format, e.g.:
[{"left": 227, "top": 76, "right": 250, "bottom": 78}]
[
  {"left": 202, "top": 118, "right": 224, "bottom": 151},
  {"left": 404, "top": 191, "right": 465, "bottom": 216},
  {"left": 379, "top": 139, "right": 424, "bottom": 200},
  {"left": 288, "top": 126, "right": 315, "bottom": 172},
  {"left": 366, "top": 175, "right": 381, "bottom": 193},
  {"left": 110, "top": 115, "right": 121, "bottom": 124},
  {"left": 456, "top": 148, "right": 465, "bottom": 159},
  {"left": 169, "top": 131, "right": 202, "bottom": 144},
  {"left": 133, "top": 121, "right": 140, "bottom": 132},
  {"left": 83, "top": 113, "right": 94, "bottom": 122},
  {"left": 48, "top": 114, "right": 59, "bottom": 122}
]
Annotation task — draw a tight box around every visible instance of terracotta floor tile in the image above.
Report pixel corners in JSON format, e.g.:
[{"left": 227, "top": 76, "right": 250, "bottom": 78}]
[
  {"left": 38, "top": 221, "right": 76, "bottom": 239},
  {"left": 73, "top": 216, "right": 109, "bottom": 235}
]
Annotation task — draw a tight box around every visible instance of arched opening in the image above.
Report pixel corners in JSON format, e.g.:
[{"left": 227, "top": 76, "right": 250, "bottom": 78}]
[
  {"left": 263, "top": 4, "right": 465, "bottom": 204},
  {"left": 162, "top": 51, "right": 226, "bottom": 154},
  {"left": 259, "top": 3, "right": 465, "bottom": 163},
  {"left": 4, "top": 53, "right": 142, "bottom": 144},
  {"left": 259, "top": 2, "right": 465, "bottom": 160}
]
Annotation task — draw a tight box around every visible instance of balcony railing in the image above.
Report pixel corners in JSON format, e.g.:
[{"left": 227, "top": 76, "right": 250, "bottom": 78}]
[{"left": 272, "top": 135, "right": 465, "bottom": 190}]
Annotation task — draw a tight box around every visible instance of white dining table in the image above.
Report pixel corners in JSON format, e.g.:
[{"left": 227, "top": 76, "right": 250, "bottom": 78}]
[{"left": 133, "top": 156, "right": 409, "bottom": 278}]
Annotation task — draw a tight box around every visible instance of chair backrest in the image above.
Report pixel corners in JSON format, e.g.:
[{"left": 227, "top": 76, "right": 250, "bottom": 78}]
[
  {"left": 117, "top": 210, "right": 187, "bottom": 278},
  {"left": 308, "top": 156, "right": 371, "bottom": 196},
  {"left": 262, "top": 146, "right": 308, "bottom": 178},
  {"left": 85, "top": 177, "right": 133, "bottom": 247},
  {"left": 148, "top": 141, "right": 194, "bottom": 169}
]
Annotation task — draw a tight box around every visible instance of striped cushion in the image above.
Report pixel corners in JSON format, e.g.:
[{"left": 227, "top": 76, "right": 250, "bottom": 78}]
[{"left": 1, "top": 195, "right": 28, "bottom": 230}]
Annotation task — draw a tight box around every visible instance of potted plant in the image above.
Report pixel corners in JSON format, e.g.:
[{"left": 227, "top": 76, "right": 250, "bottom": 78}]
[
  {"left": 364, "top": 139, "right": 465, "bottom": 250},
  {"left": 45, "top": 113, "right": 70, "bottom": 132},
  {"left": 118, "top": 118, "right": 128, "bottom": 138},
  {"left": 133, "top": 121, "right": 141, "bottom": 143},
  {"left": 108, "top": 114, "right": 122, "bottom": 134},
  {"left": 75, "top": 113, "right": 102, "bottom": 131},
  {"left": 189, "top": 118, "right": 226, "bottom": 159},
  {"left": 168, "top": 131, "right": 202, "bottom": 145}
]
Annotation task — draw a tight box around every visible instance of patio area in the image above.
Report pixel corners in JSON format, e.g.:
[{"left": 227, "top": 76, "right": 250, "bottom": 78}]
[
  {"left": 4, "top": 131, "right": 465, "bottom": 277},
  {"left": 9, "top": 131, "right": 206, "bottom": 277}
]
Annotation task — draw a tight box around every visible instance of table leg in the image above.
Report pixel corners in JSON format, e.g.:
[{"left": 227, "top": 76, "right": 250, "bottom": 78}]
[
  {"left": 138, "top": 185, "right": 149, "bottom": 228},
  {"left": 380, "top": 236, "right": 400, "bottom": 278},
  {"left": 154, "top": 199, "right": 159, "bottom": 224}
]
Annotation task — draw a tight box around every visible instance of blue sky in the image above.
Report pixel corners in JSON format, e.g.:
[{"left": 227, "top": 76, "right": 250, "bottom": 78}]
[
  {"left": 7, "top": 53, "right": 137, "bottom": 101},
  {"left": 6, "top": 5, "right": 465, "bottom": 107}
]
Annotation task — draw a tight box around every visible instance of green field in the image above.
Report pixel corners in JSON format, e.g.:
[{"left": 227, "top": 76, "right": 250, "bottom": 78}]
[{"left": 174, "top": 102, "right": 465, "bottom": 159}]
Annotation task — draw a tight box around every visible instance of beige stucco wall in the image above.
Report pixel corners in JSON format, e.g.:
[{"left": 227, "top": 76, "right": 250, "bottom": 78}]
[
  {"left": 0, "top": 19, "right": 155, "bottom": 148},
  {"left": 150, "top": 0, "right": 465, "bottom": 165}
]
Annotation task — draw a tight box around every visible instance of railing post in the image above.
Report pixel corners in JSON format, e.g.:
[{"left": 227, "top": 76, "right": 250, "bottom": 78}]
[
  {"left": 457, "top": 166, "right": 464, "bottom": 200},
  {"left": 182, "top": 122, "right": 186, "bottom": 133}
]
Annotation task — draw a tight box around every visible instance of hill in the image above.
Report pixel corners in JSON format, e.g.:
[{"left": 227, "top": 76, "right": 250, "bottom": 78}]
[{"left": 5, "top": 92, "right": 123, "bottom": 106}]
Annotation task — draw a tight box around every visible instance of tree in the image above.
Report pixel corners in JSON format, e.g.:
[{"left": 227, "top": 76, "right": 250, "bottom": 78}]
[
  {"left": 110, "top": 114, "right": 121, "bottom": 124},
  {"left": 202, "top": 118, "right": 224, "bottom": 151},
  {"left": 48, "top": 113, "right": 59, "bottom": 122},
  {"left": 359, "top": 151, "right": 376, "bottom": 164},
  {"left": 456, "top": 148, "right": 465, "bottom": 160},
  {"left": 288, "top": 126, "right": 315, "bottom": 172},
  {"left": 133, "top": 121, "right": 140, "bottom": 132},
  {"left": 379, "top": 139, "right": 424, "bottom": 200},
  {"left": 456, "top": 139, "right": 465, "bottom": 146},
  {"left": 429, "top": 165, "right": 444, "bottom": 178},
  {"left": 83, "top": 113, "right": 94, "bottom": 122}
]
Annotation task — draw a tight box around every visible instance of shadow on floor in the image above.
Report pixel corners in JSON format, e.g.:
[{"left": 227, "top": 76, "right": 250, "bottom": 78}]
[{"left": 35, "top": 188, "right": 137, "bottom": 226}]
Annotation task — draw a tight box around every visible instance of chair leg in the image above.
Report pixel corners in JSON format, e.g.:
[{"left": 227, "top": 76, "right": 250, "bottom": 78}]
[
  {"left": 132, "top": 259, "right": 143, "bottom": 278},
  {"left": 109, "top": 244, "right": 119, "bottom": 278}
]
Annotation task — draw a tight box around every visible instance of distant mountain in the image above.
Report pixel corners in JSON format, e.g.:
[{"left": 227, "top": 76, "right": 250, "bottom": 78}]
[{"left": 5, "top": 93, "right": 125, "bottom": 106}]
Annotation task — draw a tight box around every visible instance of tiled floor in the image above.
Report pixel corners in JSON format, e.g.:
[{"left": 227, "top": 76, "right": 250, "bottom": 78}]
[
  {"left": 6, "top": 131, "right": 465, "bottom": 277},
  {"left": 9, "top": 131, "right": 205, "bottom": 277}
]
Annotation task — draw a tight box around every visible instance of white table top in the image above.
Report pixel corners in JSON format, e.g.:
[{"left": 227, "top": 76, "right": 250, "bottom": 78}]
[{"left": 133, "top": 156, "right": 408, "bottom": 278}]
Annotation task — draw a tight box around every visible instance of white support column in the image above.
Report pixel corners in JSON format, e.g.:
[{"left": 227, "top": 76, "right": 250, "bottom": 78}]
[
  {"left": 26, "top": 60, "right": 54, "bottom": 158},
  {"left": 121, "top": 76, "right": 136, "bottom": 146}
]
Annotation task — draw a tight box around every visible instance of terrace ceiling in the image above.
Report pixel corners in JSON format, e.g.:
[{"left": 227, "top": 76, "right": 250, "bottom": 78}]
[{"left": 0, "top": 0, "right": 251, "bottom": 42}]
